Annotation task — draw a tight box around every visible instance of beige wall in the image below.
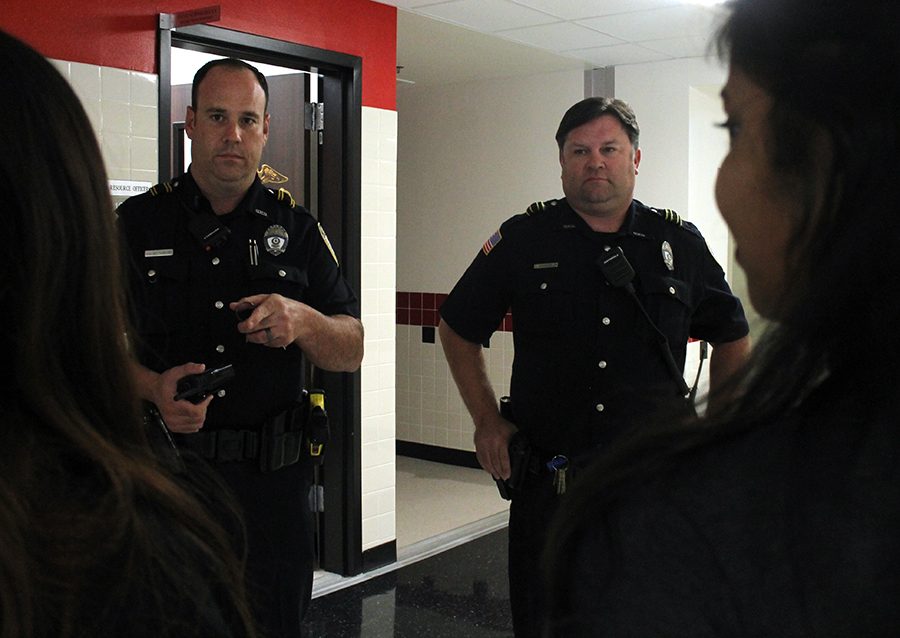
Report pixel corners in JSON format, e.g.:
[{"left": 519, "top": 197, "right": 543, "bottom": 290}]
[{"left": 397, "top": 69, "right": 584, "bottom": 294}]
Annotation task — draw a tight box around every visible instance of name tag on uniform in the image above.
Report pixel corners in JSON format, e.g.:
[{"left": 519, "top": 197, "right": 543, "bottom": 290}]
[
  {"left": 144, "top": 249, "right": 174, "bottom": 258},
  {"left": 533, "top": 262, "right": 558, "bottom": 270}
]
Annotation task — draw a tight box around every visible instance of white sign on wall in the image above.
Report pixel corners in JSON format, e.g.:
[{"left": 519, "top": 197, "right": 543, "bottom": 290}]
[{"left": 109, "top": 180, "right": 152, "bottom": 197}]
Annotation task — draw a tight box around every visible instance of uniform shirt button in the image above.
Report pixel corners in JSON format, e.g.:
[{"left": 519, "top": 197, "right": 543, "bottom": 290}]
[
  {"left": 214, "top": 301, "right": 224, "bottom": 310},
  {"left": 669, "top": 286, "right": 676, "bottom": 295},
  {"left": 602, "top": 317, "right": 611, "bottom": 326},
  {"left": 216, "top": 345, "right": 225, "bottom": 353},
  {"left": 278, "top": 269, "right": 287, "bottom": 277},
  {"left": 212, "top": 257, "right": 220, "bottom": 265},
  {"left": 540, "top": 282, "right": 548, "bottom": 290},
  {"left": 217, "top": 389, "right": 226, "bottom": 398},
  {"left": 147, "top": 269, "right": 156, "bottom": 278},
  {"left": 598, "top": 360, "right": 607, "bottom": 369},
  {"left": 595, "top": 403, "right": 605, "bottom": 412}
]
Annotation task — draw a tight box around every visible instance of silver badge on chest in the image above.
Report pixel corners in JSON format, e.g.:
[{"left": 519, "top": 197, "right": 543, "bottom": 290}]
[
  {"left": 661, "top": 240, "right": 675, "bottom": 271},
  {"left": 263, "top": 224, "right": 289, "bottom": 256}
]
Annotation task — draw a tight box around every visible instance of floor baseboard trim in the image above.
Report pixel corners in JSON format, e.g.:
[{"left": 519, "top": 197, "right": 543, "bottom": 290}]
[
  {"left": 396, "top": 440, "right": 480, "bottom": 469},
  {"left": 312, "top": 510, "right": 508, "bottom": 599}
]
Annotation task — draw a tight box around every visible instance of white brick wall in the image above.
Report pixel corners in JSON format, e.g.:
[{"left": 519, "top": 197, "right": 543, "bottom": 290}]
[{"left": 360, "top": 107, "right": 398, "bottom": 551}]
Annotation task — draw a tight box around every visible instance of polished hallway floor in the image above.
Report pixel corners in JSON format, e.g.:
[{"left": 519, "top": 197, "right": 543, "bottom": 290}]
[
  {"left": 394, "top": 456, "right": 509, "bottom": 547},
  {"left": 303, "top": 526, "right": 512, "bottom": 637},
  {"left": 305, "top": 456, "right": 513, "bottom": 637}
]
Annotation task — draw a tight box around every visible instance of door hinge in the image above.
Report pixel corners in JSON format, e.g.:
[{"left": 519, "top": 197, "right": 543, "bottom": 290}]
[{"left": 304, "top": 102, "right": 325, "bottom": 132}]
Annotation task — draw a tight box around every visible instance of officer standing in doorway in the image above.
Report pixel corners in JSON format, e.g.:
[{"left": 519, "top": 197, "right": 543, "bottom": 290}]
[
  {"left": 118, "top": 58, "right": 364, "bottom": 637},
  {"left": 439, "top": 97, "right": 750, "bottom": 637}
]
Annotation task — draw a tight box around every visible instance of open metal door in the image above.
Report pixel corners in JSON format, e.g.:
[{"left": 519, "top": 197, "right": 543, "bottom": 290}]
[{"left": 158, "top": 21, "right": 363, "bottom": 577}]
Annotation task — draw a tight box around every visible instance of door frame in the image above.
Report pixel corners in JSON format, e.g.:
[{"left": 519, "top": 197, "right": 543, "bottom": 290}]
[{"left": 157, "top": 23, "right": 364, "bottom": 577}]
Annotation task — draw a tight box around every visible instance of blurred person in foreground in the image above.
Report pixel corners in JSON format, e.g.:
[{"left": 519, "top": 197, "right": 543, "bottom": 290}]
[
  {"left": 543, "top": 0, "right": 900, "bottom": 635},
  {"left": 0, "top": 30, "right": 257, "bottom": 638}
]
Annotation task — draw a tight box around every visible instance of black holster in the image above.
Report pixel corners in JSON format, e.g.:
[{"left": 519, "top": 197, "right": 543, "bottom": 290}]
[
  {"left": 259, "top": 395, "right": 306, "bottom": 473},
  {"left": 496, "top": 396, "right": 533, "bottom": 500}
]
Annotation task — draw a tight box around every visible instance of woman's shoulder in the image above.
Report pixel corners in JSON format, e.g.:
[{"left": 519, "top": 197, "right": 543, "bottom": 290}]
[{"left": 571, "top": 406, "right": 900, "bottom": 635}]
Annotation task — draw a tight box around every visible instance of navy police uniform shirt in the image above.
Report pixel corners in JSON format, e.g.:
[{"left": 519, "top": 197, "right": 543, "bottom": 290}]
[
  {"left": 118, "top": 170, "right": 359, "bottom": 431},
  {"left": 440, "top": 198, "right": 748, "bottom": 457}
]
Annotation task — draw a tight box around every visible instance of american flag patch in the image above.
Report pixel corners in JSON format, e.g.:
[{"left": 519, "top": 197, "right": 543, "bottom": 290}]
[{"left": 482, "top": 229, "right": 502, "bottom": 255}]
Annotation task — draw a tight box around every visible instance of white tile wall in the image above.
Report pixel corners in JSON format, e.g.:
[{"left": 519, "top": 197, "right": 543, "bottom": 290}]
[
  {"left": 360, "top": 107, "right": 398, "bottom": 552},
  {"left": 396, "top": 325, "right": 512, "bottom": 452},
  {"left": 52, "top": 58, "right": 159, "bottom": 183}
]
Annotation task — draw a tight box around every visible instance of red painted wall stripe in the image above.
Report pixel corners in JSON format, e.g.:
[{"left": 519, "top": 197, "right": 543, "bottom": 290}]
[{"left": 1, "top": 0, "right": 397, "bottom": 110}]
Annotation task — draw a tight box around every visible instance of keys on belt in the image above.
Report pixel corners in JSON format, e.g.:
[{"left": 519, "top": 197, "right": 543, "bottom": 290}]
[{"left": 547, "top": 455, "right": 569, "bottom": 495}]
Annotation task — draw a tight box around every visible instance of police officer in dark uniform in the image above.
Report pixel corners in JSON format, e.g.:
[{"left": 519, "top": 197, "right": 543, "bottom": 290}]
[
  {"left": 118, "top": 58, "right": 363, "bottom": 638},
  {"left": 439, "top": 97, "right": 750, "bottom": 637}
]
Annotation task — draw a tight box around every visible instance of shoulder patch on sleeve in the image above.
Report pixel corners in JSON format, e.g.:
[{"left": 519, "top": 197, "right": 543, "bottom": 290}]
[
  {"left": 482, "top": 229, "right": 502, "bottom": 255},
  {"left": 318, "top": 223, "right": 339, "bottom": 265},
  {"left": 525, "top": 199, "right": 559, "bottom": 216}
]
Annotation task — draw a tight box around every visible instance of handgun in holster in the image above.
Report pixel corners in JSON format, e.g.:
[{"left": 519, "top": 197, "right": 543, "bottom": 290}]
[
  {"left": 306, "top": 389, "right": 329, "bottom": 465},
  {"left": 496, "top": 396, "right": 532, "bottom": 500}
]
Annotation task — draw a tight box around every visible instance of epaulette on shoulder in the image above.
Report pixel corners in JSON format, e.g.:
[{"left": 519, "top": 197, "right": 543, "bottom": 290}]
[
  {"left": 646, "top": 205, "right": 704, "bottom": 238},
  {"left": 525, "top": 199, "right": 559, "bottom": 216},
  {"left": 268, "top": 186, "right": 297, "bottom": 209},
  {"left": 147, "top": 178, "right": 179, "bottom": 197},
  {"left": 657, "top": 207, "right": 683, "bottom": 227}
]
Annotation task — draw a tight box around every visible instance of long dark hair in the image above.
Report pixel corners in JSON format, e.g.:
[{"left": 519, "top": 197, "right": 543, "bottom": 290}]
[
  {"left": 0, "top": 30, "right": 257, "bottom": 637},
  {"left": 544, "top": 0, "right": 900, "bottom": 621}
]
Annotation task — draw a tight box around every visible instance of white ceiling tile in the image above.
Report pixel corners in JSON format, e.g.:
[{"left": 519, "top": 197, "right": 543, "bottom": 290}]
[
  {"left": 499, "top": 21, "right": 623, "bottom": 51},
  {"left": 396, "top": 11, "right": 587, "bottom": 87},
  {"left": 511, "top": 0, "right": 681, "bottom": 20},
  {"left": 417, "top": 0, "right": 558, "bottom": 32},
  {"left": 639, "top": 34, "right": 713, "bottom": 59},
  {"left": 570, "top": 42, "right": 670, "bottom": 67},
  {"left": 374, "top": 0, "right": 460, "bottom": 8},
  {"left": 578, "top": 5, "right": 720, "bottom": 42},
  {"left": 394, "top": 0, "right": 730, "bottom": 86}
]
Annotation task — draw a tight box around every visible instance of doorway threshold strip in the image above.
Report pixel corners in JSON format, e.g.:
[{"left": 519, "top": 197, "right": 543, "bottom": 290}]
[{"left": 311, "top": 510, "right": 508, "bottom": 599}]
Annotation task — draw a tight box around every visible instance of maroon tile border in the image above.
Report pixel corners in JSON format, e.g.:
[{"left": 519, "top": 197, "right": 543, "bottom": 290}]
[{"left": 396, "top": 291, "right": 511, "bottom": 331}]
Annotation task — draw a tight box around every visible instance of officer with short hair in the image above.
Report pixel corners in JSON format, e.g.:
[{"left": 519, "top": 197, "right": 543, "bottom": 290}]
[
  {"left": 439, "top": 97, "right": 751, "bottom": 637},
  {"left": 118, "top": 57, "right": 363, "bottom": 637}
]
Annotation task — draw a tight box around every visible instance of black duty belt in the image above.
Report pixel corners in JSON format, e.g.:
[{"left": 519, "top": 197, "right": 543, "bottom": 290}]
[{"left": 179, "top": 427, "right": 303, "bottom": 473}]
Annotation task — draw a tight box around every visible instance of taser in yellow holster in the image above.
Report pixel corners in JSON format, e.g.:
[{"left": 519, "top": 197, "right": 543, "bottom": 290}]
[{"left": 307, "top": 389, "right": 329, "bottom": 464}]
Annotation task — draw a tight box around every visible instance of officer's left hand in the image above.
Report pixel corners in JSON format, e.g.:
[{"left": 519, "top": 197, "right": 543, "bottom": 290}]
[{"left": 232, "top": 293, "right": 311, "bottom": 350}]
